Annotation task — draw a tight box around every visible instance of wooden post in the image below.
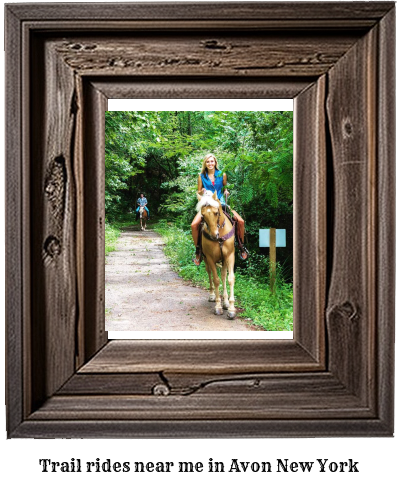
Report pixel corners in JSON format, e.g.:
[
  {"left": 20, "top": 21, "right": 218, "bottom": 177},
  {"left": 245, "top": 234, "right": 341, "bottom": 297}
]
[{"left": 270, "top": 228, "right": 276, "bottom": 293}]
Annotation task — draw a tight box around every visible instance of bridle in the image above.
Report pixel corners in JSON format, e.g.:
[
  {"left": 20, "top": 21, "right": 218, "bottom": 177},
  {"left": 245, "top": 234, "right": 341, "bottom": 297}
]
[
  {"left": 201, "top": 205, "right": 235, "bottom": 264},
  {"left": 139, "top": 207, "right": 146, "bottom": 217}
]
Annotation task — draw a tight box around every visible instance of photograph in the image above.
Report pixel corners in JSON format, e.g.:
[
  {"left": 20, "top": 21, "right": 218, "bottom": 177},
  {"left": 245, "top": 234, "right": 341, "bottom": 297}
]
[{"left": 104, "top": 105, "right": 294, "bottom": 335}]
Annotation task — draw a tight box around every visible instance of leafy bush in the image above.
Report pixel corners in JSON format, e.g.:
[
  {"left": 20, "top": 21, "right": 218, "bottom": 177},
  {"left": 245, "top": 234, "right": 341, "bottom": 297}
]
[{"left": 105, "top": 222, "right": 121, "bottom": 256}]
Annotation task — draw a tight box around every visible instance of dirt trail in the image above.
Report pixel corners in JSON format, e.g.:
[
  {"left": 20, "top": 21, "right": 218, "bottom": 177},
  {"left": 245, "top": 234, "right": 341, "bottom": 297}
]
[{"left": 105, "top": 226, "right": 255, "bottom": 331}]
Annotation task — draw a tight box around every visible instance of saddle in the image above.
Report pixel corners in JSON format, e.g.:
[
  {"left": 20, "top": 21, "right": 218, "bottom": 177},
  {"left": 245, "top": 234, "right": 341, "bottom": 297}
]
[{"left": 198, "top": 209, "right": 246, "bottom": 264}]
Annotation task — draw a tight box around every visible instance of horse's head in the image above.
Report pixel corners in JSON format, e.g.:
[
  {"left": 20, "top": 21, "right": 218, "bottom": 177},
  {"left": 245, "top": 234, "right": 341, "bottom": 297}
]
[
  {"left": 196, "top": 191, "right": 222, "bottom": 239},
  {"left": 139, "top": 207, "right": 144, "bottom": 218}
]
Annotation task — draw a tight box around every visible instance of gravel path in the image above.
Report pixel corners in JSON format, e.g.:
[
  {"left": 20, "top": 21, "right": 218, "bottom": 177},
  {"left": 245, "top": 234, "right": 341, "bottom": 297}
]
[{"left": 105, "top": 225, "right": 255, "bottom": 331}]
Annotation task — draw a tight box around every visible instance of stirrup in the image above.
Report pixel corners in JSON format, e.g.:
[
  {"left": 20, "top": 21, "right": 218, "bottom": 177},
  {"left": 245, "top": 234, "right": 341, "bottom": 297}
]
[
  {"left": 193, "top": 255, "right": 201, "bottom": 266},
  {"left": 238, "top": 246, "right": 249, "bottom": 261},
  {"left": 193, "top": 247, "right": 201, "bottom": 266}
]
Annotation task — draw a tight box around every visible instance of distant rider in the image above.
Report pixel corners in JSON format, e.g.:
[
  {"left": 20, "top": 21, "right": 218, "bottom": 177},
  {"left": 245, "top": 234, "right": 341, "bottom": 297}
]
[{"left": 136, "top": 193, "right": 150, "bottom": 220}]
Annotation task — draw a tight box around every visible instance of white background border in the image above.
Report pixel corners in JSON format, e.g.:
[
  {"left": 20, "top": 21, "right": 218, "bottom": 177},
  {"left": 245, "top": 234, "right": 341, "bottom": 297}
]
[
  {"left": 1, "top": 2, "right": 397, "bottom": 486},
  {"left": 107, "top": 98, "right": 293, "bottom": 339}
]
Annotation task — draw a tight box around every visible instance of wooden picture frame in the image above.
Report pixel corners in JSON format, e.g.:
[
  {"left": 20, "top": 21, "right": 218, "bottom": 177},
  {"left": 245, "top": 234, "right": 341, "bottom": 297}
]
[{"left": 5, "top": 2, "right": 395, "bottom": 438}]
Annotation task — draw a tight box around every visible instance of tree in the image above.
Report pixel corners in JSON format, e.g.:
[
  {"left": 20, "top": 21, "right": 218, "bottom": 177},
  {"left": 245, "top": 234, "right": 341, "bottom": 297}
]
[{"left": 105, "top": 110, "right": 294, "bottom": 277}]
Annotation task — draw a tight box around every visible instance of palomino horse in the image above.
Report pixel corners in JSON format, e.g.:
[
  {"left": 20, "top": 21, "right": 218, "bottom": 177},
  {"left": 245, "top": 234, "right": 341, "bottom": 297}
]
[
  {"left": 196, "top": 191, "right": 236, "bottom": 319},
  {"left": 139, "top": 207, "right": 148, "bottom": 231}
]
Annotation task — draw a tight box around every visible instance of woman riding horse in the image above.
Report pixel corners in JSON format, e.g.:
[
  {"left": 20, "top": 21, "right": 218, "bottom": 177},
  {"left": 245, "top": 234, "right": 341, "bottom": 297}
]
[
  {"left": 135, "top": 193, "right": 150, "bottom": 220},
  {"left": 196, "top": 190, "right": 237, "bottom": 318},
  {"left": 191, "top": 153, "right": 248, "bottom": 265}
]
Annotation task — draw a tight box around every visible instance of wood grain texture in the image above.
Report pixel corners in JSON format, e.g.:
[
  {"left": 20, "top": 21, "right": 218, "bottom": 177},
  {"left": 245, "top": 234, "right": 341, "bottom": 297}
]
[
  {"left": 30, "top": 37, "right": 78, "bottom": 407},
  {"left": 5, "top": 2, "right": 395, "bottom": 438},
  {"left": 28, "top": 393, "right": 371, "bottom": 421},
  {"left": 326, "top": 27, "right": 377, "bottom": 405},
  {"left": 61, "top": 371, "right": 357, "bottom": 397},
  {"left": 34, "top": 371, "right": 375, "bottom": 422},
  {"left": 53, "top": 33, "right": 360, "bottom": 78},
  {"left": 376, "top": 7, "right": 395, "bottom": 432},
  {"left": 58, "top": 372, "right": 163, "bottom": 395},
  {"left": 90, "top": 78, "right": 323, "bottom": 366},
  {"left": 7, "top": 2, "right": 394, "bottom": 22},
  {"left": 92, "top": 78, "right": 311, "bottom": 100},
  {"left": 13, "top": 418, "right": 391, "bottom": 439},
  {"left": 73, "top": 72, "right": 85, "bottom": 370},
  {"left": 21, "top": 19, "right": 383, "bottom": 32},
  {"left": 82, "top": 81, "right": 108, "bottom": 361},
  {"left": 5, "top": 5, "right": 24, "bottom": 436},
  {"left": 80, "top": 340, "right": 320, "bottom": 374},
  {"left": 294, "top": 76, "right": 326, "bottom": 364}
]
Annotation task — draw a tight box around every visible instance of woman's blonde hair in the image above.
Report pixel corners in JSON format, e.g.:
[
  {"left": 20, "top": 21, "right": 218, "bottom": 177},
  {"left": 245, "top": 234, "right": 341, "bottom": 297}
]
[{"left": 201, "top": 153, "right": 219, "bottom": 174}]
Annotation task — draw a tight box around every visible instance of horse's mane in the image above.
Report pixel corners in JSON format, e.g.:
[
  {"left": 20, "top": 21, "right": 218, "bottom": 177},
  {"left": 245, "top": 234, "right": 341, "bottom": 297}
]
[{"left": 196, "top": 192, "right": 220, "bottom": 212}]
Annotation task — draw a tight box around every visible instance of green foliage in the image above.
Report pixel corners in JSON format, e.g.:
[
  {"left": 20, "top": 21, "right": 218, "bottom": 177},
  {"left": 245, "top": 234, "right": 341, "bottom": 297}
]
[
  {"left": 104, "top": 222, "right": 121, "bottom": 256},
  {"left": 154, "top": 221, "right": 293, "bottom": 331},
  {"left": 105, "top": 109, "right": 294, "bottom": 278},
  {"left": 105, "top": 111, "right": 163, "bottom": 220},
  {"left": 105, "top": 110, "right": 293, "bottom": 214}
]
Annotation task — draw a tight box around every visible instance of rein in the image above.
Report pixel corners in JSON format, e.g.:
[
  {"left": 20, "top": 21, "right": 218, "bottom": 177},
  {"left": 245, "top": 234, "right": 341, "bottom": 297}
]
[{"left": 201, "top": 206, "right": 235, "bottom": 264}]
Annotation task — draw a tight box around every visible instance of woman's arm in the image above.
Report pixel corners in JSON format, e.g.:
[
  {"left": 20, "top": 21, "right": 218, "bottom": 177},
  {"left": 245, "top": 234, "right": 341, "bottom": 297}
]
[
  {"left": 223, "top": 172, "right": 230, "bottom": 196},
  {"left": 197, "top": 174, "right": 204, "bottom": 195}
]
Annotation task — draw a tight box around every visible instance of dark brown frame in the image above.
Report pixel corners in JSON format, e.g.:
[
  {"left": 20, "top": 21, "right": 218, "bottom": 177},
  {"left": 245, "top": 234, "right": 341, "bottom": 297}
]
[{"left": 5, "top": 2, "right": 395, "bottom": 438}]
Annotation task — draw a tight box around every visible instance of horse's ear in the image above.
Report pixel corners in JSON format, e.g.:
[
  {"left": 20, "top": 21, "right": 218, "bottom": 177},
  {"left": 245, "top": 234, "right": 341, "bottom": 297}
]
[
  {"left": 197, "top": 194, "right": 202, "bottom": 202},
  {"left": 212, "top": 191, "right": 218, "bottom": 201}
]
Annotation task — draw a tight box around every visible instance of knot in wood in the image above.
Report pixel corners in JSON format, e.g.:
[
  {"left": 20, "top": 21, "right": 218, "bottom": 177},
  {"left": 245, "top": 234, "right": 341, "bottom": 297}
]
[
  {"left": 45, "top": 181, "right": 56, "bottom": 196},
  {"left": 152, "top": 383, "right": 170, "bottom": 396},
  {"left": 44, "top": 236, "right": 61, "bottom": 257},
  {"left": 202, "top": 40, "right": 227, "bottom": 50},
  {"left": 83, "top": 44, "right": 97, "bottom": 51},
  {"left": 46, "top": 156, "right": 66, "bottom": 198},
  {"left": 343, "top": 119, "right": 353, "bottom": 137},
  {"left": 327, "top": 301, "right": 359, "bottom": 324},
  {"left": 339, "top": 301, "right": 358, "bottom": 321}
]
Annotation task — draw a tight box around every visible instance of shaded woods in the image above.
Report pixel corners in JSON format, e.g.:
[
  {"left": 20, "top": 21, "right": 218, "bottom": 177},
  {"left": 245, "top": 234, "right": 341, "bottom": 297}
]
[{"left": 105, "top": 110, "right": 293, "bottom": 330}]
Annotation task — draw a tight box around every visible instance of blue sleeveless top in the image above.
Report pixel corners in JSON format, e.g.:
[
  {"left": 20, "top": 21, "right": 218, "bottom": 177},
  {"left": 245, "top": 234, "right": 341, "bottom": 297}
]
[{"left": 201, "top": 169, "right": 225, "bottom": 205}]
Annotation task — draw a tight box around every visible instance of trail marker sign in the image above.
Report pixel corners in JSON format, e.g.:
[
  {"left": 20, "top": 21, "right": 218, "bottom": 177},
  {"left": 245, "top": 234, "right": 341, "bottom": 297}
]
[
  {"left": 259, "top": 229, "right": 286, "bottom": 248},
  {"left": 259, "top": 229, "right": 286, "bottom": 293}
]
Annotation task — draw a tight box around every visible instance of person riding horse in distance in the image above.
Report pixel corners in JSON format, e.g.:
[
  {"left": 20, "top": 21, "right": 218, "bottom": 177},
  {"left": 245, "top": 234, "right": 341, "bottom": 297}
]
[
  {"left": 136, "top": 193, "right": 150, "bottom": 220},
  {"left": 191, "top": 153, "right": 247, "bottom": 265}
]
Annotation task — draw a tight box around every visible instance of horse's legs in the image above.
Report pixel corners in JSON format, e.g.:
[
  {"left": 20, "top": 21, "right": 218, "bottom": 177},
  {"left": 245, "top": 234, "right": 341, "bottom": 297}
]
[
  {"left": 208, "top": 261, "right": 223, "bottom": 315},
  {"left": 205, "top": 261, "right": 215, "bottom": 302},
  {"left": 226, "top": 255, "right": 236, "bottom": 319},
  {"left": 221, "top": 263, "right": 229, "bottom": 310}
]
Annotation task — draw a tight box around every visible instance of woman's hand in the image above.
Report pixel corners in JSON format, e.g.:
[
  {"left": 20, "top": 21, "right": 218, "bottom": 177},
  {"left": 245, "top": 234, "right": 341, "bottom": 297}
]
[{"left": 224, "top": 189, "right": 230, "bottom": 196}]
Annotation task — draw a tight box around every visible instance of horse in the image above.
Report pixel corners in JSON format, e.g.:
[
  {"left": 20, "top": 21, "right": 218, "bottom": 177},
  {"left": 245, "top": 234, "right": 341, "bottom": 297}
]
[
  {"left": 139, "top": 206, "right": 148, "bottom": 231},
  {"left": 196, "top": 191, "right": 236, "bottom": 319}
]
